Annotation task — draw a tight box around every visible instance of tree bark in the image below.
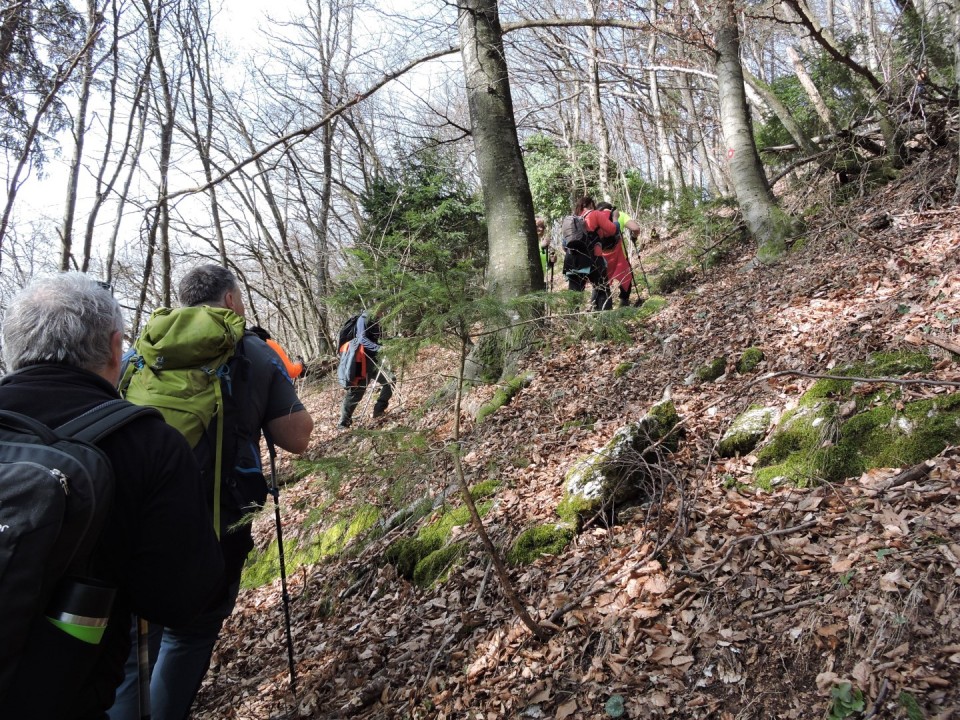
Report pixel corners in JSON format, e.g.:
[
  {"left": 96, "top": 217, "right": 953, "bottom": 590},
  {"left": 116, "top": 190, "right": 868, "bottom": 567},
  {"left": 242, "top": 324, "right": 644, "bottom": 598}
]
[
  {"left": 456, "top": 0, "right": 541, "bottom": 303},
  {"left": 713, "top": 0, "right": 792, "bottom": 263},
  {"left": 786, "top": 45, "right": 836, "bottom": 133}
]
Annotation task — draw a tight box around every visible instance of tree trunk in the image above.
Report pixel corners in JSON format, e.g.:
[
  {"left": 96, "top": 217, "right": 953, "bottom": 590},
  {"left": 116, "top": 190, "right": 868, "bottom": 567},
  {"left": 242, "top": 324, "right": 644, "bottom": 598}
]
[
  {"left": 584, "top": 0, "right": 610, "bottom": 198},
  {"left": 713, "top": 0, "right": 793, "bottom": 263},
  {"left": 456, "top": 0, "right": 541, "bottom": 303},
  {"left": 61, "top": 1, "right": 101, "bottom": 272},
  {"left": 743, "top": 69, "right": 819, "bottom": 156},
  {"left": 786, "top": 46, "right": 836, "bottom": 133}
]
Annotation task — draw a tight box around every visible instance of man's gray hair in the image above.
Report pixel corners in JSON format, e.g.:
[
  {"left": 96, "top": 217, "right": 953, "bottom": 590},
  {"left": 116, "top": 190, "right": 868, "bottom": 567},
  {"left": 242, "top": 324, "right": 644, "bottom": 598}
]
[
  {"left": 178, "top": 264, "right": 239, "bottom": 307},
  {"left": 2, "top": 273, "right": 123, "bottom": 372}
]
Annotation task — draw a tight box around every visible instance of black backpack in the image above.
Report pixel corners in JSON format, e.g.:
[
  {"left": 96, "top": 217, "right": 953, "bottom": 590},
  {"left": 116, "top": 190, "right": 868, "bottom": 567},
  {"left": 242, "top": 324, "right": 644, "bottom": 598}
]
[
  {"left": 337, "top": 314, "right": 361, "bottom": 350},
  {"left": 0, "top": 399, "right": 158, "bottom": 710}
]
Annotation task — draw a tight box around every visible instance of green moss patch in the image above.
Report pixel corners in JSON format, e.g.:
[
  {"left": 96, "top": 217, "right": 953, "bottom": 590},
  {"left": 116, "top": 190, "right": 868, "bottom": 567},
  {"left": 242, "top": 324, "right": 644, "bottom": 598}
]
[
  {"left": 756, "top": 354, "right": 959, "bottom": 487},
  {"left": 614, "top": 362, "right": 635, "bottom": 378},
  {"left": 507, "top": 524, "right": 575, "bottom": 565},
  {"left": 476, "top": 371, "right": 534, "bottom": 423},
  {"left": 695, "top": 356, "right": 727, "bottom": 382},
  {"left": 470, "top": 479, "right": 501, "bottom": 500},
  {"left": 384, "top": 501, "right": 493, "bottom": 583},
  {"left": 737, "top": 347, "right": 764, "bottom": 374},
  {"left": 413, "top": 542, "right": 467, "bottom": 587},
  {"left": 242, "top": 504, "right": 381, "bottom": 589}
]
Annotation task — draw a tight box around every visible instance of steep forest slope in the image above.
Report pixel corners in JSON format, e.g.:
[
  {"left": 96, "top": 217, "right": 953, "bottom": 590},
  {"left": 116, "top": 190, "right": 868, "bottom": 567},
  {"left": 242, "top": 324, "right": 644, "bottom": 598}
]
[{"left": 193, "top": 150, "right": 960, "bottom": 720}]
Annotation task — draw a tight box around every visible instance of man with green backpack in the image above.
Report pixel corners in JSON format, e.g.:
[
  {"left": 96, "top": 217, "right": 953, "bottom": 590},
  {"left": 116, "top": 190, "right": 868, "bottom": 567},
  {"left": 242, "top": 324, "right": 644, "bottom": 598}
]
[{"left": 108, "top": 264, "right": 314, "bottom": 720}]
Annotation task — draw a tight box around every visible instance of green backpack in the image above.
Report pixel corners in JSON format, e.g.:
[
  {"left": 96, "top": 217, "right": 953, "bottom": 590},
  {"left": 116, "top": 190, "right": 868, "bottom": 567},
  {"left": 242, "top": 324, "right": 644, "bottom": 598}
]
[{"left": 120, "top": 306, "right": 246, "bottom": 537}]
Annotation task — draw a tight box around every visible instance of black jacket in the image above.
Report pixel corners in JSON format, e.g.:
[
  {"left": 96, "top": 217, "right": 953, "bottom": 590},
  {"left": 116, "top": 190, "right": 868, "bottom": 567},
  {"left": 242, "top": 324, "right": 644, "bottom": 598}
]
[{"left": 0, "top": 364, "right": 224, "bottom": 719}]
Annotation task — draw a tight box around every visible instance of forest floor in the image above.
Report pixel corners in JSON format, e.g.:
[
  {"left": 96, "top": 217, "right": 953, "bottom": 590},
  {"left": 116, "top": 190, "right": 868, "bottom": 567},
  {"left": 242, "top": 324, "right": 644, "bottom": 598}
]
[{"left": 192, "top": 148, "right": 960, "bottom": 720}]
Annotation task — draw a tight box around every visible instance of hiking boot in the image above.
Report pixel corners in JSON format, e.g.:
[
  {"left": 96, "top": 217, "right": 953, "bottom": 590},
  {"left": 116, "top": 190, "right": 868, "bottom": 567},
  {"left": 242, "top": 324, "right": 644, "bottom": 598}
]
[
  {"left": 337, "top": 419, "right": 351, "bottom": 429},
  {"left": 372, "top": 409, "right": 386, "bottom": 419}
]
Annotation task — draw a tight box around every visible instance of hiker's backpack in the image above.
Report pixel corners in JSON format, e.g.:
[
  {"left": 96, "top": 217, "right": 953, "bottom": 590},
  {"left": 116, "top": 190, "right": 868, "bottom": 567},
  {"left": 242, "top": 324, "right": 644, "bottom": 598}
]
[
  {"left": 337, "top": 339, "right": 366, "bottom": 388},
  {"left": 119, "top": 306, "right": 246, "bottom": 537},
  {"left": 337, "top": 314, "right": 361, "bottom": 349},
  {"left": 0, "top": 399, "right": 159, "bottom": 707},
  {"left": 561, "top": 213, "right": 600, "bottom": 273}
]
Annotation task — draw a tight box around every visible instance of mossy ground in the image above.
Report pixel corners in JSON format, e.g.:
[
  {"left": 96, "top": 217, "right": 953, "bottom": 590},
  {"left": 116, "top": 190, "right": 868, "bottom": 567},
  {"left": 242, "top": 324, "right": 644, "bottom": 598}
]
[
  {"left": 755, "top": 350, "right": 958, "bottom": 487},
  {"left": 737, "top": 347, "right": 764, "bottom": 374},
  {"left": 476, "top": 372, "right": 534, "bottom": 423},
  {"left": 506, "top": 524, "right": 575, "bottom": 565},
  {"left": 695, "top": 356, "right": 727, "bottom": 382},
  {"left": 384, "top": 500, "right": 494, "bottom": 586},
  {"left": 242, "top": 503, "right": 381, "bottom": 589}
]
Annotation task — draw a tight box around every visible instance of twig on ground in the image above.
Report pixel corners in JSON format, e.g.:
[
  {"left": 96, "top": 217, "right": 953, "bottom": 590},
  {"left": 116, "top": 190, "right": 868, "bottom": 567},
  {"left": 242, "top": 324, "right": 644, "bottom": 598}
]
[{"left": 749, "top": 597, "right": 821, "bottom": 620}]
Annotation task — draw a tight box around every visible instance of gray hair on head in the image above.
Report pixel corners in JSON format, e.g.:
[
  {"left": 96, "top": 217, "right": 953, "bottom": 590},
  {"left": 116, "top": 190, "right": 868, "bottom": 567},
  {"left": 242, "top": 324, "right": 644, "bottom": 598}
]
[
  {"left": 178, "top": 264, "right": 238, "bottom": 307},
  {"left": 2, "top": 272, "right": 123, "bottom": 373}
]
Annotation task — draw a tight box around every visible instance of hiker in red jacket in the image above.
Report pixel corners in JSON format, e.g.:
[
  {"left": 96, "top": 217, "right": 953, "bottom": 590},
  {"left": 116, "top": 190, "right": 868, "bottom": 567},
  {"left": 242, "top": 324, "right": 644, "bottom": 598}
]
[{"left": 567, "top": 195, "right": 618, "bottom": 310}]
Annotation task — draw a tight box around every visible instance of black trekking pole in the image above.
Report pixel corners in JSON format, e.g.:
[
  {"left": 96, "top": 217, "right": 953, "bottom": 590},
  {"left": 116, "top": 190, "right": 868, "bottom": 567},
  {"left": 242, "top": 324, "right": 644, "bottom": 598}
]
[
  {"left": 629, "top": 233, "right": 651, "bottom": 303},
  {"left": 265, "top": 436, "right": 297, "bottom": 695},
  {"left": 137, "top": 617, "right": 151, "bottom": 720}
]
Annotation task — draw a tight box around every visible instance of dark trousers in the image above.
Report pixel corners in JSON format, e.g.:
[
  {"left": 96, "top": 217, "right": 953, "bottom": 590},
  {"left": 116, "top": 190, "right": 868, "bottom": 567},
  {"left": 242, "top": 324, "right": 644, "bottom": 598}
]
[
  {"left": 567, "top": 260, "right": 611, "bottom": 311},
  {"left": 340, "top": 364, "right": 393, "bottom": 426}
]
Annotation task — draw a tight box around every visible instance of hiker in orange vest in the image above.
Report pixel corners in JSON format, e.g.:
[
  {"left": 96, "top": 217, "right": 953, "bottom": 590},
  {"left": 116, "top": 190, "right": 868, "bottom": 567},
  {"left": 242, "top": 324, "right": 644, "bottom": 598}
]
[
  {"left": 338, "top": 311, "right": 393, "bottom": 428},
  {"left": 250, "top": 326, "right": 305, "bottom": 380}
]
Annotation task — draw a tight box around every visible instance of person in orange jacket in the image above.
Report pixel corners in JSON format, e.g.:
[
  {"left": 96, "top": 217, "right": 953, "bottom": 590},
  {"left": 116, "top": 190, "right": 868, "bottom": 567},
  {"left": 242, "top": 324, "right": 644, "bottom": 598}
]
[{"left": 249, "top": 326, "right": 305, "bottom": 380}]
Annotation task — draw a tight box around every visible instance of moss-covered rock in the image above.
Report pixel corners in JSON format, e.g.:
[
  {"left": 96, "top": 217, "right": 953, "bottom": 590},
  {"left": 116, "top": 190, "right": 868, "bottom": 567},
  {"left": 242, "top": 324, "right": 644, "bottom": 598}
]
[
  {"left": 384, "top": 501, "right": 492, "bottom": 582},
  {"left": 717, "top": 406, "right": 776, "bottom": 457},
  {"left": 755, "top": 350, "right": 958, "bottom": 487},
  {"left": 506, "top": 524, "right": 575, "bottom": 566},
  {"left": 695, "top": 356, "right": 727, "bottom": 383},
  {"left": 736, "top": 347, "right": 764, "bottom": 374},
  {"left": 476, "top": 371, "right": 534, "bottom": 423},
  {"left": 413, "top": 542, "right": 467, "bottom": 587},
  {"left": 803, "top": 351, "right": 933, "bottom": 405},
  {"left": 558, "top": 400, "right": 681, "bottom": 528}
]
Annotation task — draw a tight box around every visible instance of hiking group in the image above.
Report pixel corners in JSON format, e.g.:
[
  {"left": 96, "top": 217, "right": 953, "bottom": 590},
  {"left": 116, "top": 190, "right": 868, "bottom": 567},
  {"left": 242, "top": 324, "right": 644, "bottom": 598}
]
[
  {"left": 0, "top": 266, "right": 314, "bottom": 720},
  {"left": 540, "top": 195, "right": 645, "bottom": 310}
]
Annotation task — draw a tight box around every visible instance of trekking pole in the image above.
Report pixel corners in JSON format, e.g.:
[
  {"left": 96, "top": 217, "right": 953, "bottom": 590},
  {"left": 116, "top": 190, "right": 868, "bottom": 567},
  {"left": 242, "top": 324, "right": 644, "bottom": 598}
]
[
  {"left": 630, "top": 234, "right": 651, "bottom": 300},
  {"left": 137, "top": 617, "right": 151, "bottom": 720},
  {"left": 265, "top": 436, "right": 297, "bottom": 695}
]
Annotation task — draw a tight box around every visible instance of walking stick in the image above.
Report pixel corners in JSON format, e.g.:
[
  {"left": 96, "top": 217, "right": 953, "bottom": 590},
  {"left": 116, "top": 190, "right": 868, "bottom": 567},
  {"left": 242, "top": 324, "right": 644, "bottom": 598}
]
[
  {"left": 630, "top": 233, "right": 651, "bottom": 301},
  {"left": 137, "top": 618, "right": 151, "bottom": 720},
  {"left": 265, "top": 436, "right": 297, "bottom": 695}
]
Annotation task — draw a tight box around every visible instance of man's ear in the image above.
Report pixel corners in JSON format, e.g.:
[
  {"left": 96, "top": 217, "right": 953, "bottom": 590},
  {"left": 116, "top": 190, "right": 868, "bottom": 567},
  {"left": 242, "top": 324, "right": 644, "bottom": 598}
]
[{"left": 101, "top": 330, "right": 123, "bottom": 385}]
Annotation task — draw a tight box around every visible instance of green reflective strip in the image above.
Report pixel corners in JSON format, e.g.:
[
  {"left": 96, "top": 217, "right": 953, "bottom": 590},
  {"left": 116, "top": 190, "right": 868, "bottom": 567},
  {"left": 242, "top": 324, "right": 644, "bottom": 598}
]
[{"left": 47, "top": 616, "right": 107, "bottom": 644}]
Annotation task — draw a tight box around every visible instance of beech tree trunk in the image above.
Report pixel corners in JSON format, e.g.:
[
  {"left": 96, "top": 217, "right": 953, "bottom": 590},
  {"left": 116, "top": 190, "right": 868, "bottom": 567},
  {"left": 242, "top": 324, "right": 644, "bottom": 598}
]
[
  {"left": 456, "top": 0, "right": 541, "bottom": 301},
  {"left": 713, "top": 0, "right": 793, "bottom": 263}
]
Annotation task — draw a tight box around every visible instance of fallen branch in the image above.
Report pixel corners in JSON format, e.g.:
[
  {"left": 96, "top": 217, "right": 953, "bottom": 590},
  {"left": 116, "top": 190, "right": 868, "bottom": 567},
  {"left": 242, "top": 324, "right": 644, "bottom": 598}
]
[
  {"left": 749, "top": 597, "right": 821, "bottom": 620},
  {"left": 752, "top": 369, "right": 960, "bottom": 389},
  {"left": 905, "top": 332, "right": 960, "bottom": 356}
]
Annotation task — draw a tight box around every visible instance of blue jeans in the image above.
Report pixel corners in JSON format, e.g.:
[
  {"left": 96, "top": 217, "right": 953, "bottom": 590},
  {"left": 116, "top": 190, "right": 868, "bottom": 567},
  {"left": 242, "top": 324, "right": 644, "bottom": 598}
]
[{"left": 107, "top": 581, "right": 240, "bottom": 720}]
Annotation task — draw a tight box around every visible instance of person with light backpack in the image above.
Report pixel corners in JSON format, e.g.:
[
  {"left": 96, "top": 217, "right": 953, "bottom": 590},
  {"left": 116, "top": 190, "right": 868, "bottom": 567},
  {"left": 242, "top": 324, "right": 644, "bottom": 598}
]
[
  {"left": 108, "top": 264, "right": 314, "bottom": 720},
  {"left": 0, "top": 273, "right": 223, "bottom": 720},
  {"left": 337, "top": 309, "right": 393, "bottom": 428},
  {"left": 561, "top": 195, "right": 618, "bottom": 310}
]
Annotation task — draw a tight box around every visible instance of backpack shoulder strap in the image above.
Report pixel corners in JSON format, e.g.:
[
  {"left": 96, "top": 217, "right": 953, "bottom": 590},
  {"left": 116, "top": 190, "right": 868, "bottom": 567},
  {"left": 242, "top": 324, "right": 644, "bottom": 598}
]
[{"left": 56, "top": 399, "right": 161, "bottom": 445}]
